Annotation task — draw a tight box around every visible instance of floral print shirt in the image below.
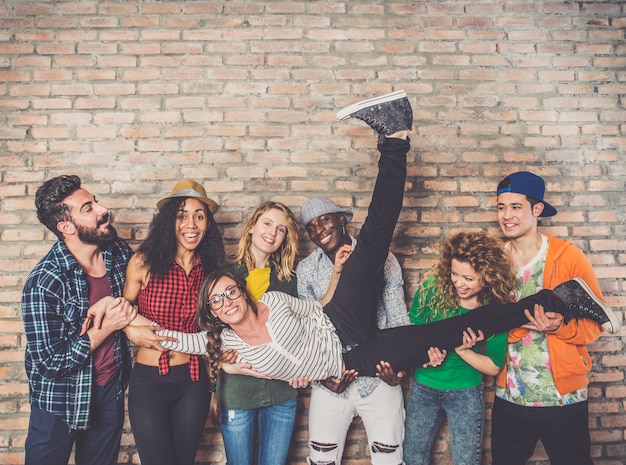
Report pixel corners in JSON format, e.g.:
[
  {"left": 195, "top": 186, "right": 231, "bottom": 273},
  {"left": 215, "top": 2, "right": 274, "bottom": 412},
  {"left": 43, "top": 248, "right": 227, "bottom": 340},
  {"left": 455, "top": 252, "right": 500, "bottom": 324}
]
[{"left": 497, "top": 234, "right": 587, "bottom": 406}]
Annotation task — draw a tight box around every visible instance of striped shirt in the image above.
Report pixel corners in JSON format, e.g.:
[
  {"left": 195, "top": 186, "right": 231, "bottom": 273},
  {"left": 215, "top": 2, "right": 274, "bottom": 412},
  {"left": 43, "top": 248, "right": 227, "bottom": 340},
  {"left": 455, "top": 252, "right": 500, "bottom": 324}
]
[
  {"left": 221, "top": 291, "right": 344, "bottom": 381},
  {"left": 21, "top": 238, "right": 133, "bottom": 430}
]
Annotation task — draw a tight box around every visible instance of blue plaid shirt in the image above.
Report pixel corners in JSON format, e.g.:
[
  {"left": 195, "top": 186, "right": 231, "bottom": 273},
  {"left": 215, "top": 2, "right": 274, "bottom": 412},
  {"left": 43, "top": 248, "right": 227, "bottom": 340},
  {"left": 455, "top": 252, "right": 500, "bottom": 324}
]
[{"left": 22, "top": 238, "right": 133, "bottom": 430}]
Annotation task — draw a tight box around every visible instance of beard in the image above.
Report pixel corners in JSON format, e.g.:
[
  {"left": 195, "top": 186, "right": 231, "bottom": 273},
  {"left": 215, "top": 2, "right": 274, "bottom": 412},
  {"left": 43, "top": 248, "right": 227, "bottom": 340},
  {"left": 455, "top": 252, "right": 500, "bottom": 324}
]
[{"left": 75, "top": 214, "right": 118, "bottom": 247}]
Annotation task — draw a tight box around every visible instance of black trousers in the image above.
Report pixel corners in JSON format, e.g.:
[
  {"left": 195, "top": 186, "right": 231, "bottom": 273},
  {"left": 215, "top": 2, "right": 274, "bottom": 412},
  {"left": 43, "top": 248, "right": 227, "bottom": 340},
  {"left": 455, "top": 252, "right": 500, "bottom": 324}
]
[
  {"left": 128, "top": 363, "right": 211, "bottom": 465},
  {"left": 492, "top": 396, "right": 593, "bottom": 465},
  {"left": 324, "top": 137, "right": 569, "bottom": 377}
]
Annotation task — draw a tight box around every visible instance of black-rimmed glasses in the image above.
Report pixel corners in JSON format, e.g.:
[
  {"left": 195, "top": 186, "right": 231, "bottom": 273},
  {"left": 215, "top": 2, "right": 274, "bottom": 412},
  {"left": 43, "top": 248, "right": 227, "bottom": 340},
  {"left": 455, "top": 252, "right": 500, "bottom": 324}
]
[{"left": 207, "top": 285, "right": 242, "bottom": 311}]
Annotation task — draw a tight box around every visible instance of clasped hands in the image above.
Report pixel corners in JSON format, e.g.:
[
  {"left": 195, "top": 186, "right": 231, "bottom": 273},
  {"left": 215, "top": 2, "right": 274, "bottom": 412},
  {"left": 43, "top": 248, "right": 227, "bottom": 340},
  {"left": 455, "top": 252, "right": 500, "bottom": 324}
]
[
  {"left": 81, "top": 297, "right": 182, "bottom": 351},
  {"left": 80, "top": 296, "right": 136, "bottom": 336}
]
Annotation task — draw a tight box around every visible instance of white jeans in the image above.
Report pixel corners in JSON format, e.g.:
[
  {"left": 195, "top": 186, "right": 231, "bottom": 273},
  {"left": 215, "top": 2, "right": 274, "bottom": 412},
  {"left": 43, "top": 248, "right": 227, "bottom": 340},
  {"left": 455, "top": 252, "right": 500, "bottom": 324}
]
[{"left": 308, "top": 380, "right": 405, "bottom": 465}]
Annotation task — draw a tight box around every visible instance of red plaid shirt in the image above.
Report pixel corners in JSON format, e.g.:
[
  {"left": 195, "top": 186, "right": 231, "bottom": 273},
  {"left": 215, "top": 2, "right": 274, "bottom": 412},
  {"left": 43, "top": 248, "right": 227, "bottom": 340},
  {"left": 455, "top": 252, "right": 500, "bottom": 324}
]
[{"left": 138, "top": 259, "right": 205, "bottom": 381}]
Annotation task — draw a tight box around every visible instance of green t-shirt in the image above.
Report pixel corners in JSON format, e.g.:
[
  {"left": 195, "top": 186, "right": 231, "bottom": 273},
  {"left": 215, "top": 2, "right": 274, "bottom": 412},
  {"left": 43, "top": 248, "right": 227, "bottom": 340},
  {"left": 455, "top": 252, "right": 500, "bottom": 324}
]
[{"left": 410, "top": 276, "right": 508, "bottom": 391}]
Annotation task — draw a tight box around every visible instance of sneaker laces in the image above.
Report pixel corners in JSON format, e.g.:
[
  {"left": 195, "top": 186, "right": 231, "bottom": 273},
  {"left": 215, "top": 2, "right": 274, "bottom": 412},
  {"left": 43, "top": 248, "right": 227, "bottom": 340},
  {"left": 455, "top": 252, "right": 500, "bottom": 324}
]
[
  {"left": 356, "top": 114, "right": 388, "bottom": 134},
  {"left": 572, "top": 298, "right": 608, "bottom": 322},
  {"left": 577, "top": 304, "right": 606, "bottom": 321}
]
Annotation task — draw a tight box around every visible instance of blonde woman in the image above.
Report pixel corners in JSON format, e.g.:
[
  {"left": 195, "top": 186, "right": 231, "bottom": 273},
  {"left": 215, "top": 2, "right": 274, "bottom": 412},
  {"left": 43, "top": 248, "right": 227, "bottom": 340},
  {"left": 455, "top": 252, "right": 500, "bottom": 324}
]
[{"left": 217, "top": 201, "right": 301, "bottom": 465}]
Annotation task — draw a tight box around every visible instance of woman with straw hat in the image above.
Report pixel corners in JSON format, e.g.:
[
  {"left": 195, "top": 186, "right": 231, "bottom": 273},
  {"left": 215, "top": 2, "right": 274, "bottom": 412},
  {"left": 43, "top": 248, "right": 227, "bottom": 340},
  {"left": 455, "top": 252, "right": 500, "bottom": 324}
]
[{"left": 123, "top": 179, "right": 225, "bottom": 465}]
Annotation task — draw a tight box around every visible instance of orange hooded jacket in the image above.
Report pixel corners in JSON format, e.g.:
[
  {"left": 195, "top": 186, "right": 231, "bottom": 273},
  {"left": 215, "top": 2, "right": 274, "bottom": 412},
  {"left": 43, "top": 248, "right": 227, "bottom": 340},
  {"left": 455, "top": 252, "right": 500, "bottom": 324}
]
[{"left": 496, "top": 234, "right": 604, "bottom": 396}]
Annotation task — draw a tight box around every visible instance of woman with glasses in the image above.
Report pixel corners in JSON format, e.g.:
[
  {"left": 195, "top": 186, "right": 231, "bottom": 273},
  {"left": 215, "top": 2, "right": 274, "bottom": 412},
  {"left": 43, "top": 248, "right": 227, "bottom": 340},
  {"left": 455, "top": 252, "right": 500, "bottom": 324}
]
[
  {"left": 214, "top": 201, "right": 302, "bottom": 465},
  {"left": 122, "top": 179, "right": 225, "bottom": 465}
]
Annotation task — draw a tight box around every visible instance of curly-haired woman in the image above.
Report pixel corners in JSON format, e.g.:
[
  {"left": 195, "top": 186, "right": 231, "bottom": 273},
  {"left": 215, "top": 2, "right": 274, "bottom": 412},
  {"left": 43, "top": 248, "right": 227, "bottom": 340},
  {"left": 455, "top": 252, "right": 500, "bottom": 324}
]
[{"left": 403, "top": 231, "right": 517, "bottom": 465}]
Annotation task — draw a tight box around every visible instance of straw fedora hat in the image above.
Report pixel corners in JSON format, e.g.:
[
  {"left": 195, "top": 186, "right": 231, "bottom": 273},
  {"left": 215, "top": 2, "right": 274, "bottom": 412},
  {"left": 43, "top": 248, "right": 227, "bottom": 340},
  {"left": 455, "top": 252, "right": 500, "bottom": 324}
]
[{"left": 156, "top": 179, "right": 218, "bottom": 214}]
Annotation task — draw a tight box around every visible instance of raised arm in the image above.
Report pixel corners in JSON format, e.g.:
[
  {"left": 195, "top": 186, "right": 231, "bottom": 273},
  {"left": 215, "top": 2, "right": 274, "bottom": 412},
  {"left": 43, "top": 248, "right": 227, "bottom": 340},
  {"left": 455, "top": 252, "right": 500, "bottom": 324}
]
[{"left": 320, "top": 244, "right": 353, "bottom": 306}]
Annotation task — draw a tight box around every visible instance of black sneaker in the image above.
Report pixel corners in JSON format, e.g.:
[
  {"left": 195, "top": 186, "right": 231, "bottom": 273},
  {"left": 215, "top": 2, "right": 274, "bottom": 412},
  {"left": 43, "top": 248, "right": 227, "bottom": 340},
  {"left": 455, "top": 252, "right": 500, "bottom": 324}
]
[
  {"left": 336, "top": 90, "right": 413, "bottom": 136},
  {"left": 552, "top": 278, "right": 621, "bottom": 334}
]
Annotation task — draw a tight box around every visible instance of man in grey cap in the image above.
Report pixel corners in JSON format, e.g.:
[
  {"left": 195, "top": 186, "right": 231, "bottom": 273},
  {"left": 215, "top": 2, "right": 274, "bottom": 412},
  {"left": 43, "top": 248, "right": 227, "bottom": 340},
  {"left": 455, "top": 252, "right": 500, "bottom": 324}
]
[{"left": 296, "top": 196, "right": 410, "bottom": 465}]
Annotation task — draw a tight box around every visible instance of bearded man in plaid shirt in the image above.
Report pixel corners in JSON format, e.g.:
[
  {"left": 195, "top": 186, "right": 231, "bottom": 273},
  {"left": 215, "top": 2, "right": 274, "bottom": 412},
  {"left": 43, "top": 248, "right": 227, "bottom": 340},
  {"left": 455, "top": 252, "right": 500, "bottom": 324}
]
[{"left": 21, "top": 175, "right": 136, "bottom": 465}]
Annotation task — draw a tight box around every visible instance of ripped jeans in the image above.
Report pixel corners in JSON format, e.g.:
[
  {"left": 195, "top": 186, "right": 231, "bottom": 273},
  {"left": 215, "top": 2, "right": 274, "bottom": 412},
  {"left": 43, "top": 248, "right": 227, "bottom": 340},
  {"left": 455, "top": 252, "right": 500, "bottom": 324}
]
[{"left": 308, "top": 380, "right": 405, "bottom": 465}]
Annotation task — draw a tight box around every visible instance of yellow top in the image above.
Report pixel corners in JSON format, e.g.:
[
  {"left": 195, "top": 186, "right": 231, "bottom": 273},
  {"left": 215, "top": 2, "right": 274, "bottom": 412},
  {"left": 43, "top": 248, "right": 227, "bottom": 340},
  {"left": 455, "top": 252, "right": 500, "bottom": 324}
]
[{"left": 245, "top": 267, "right": 271, "bottom": 302}]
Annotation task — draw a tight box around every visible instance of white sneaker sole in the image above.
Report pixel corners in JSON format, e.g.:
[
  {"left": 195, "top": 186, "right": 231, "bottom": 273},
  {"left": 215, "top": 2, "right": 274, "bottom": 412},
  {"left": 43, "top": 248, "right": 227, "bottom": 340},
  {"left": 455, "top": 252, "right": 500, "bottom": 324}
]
[
  {"left": 572, "top": 277, "right": 621, "bottom": 334},
  {"left": 336, "top": 90, "right": 408, "bottom": 120}
]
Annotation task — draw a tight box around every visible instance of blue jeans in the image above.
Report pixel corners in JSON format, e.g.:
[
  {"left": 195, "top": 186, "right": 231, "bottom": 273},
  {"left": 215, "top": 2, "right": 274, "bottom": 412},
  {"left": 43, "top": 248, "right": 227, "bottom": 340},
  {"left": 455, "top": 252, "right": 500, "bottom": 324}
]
[
  {"left": 220, "top": 397, "right": 297, "bottom": 465},
  {"left": 404, "top": 381, "right": 484, "bottom": 465}
]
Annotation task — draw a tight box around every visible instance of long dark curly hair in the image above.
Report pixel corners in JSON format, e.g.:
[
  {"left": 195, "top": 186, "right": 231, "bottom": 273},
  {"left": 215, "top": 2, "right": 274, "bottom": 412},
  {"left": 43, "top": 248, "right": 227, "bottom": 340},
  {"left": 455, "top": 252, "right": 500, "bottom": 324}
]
[
  {"left": 137, "top": 197, "right": 226, "bottom": 277},
  {"left": 196, "top": 270, "right": 258, "bottom": 384},
  {"left": 415, "top": 231, "right": 517, "bottom": 323}
]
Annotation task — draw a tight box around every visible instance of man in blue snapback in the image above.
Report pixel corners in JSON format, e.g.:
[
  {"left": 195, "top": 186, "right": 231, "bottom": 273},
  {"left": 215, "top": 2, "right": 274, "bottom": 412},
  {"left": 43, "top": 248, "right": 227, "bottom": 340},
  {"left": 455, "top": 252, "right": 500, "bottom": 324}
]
[{"left": 491, "top": 171, "right": 620, "bottom": 465}]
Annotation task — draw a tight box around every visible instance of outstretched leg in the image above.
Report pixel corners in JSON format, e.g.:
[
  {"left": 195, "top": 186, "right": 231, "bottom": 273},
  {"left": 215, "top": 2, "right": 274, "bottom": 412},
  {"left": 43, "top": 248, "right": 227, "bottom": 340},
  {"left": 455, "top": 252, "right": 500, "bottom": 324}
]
[
  {"left": 324, "top": 92, "right": 413, "bottom": 349},
  {"left": 344, "top": 280, "right": 616, "bottom": 376}
]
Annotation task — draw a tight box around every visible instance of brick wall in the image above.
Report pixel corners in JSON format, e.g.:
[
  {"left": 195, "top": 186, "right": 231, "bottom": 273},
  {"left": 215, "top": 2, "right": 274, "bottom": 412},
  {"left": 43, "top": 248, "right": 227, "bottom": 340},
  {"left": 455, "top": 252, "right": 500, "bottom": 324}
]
[{"left": 1, "top": 1, "right": 624, "bottom": 464}]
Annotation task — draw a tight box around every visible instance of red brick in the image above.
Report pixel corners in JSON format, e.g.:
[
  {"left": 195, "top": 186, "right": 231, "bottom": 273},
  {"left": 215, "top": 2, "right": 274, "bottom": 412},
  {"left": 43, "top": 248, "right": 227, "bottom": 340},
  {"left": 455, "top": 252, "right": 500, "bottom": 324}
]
[{"left": 0, "top": 3, "right": 625, "bottom": 464}]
